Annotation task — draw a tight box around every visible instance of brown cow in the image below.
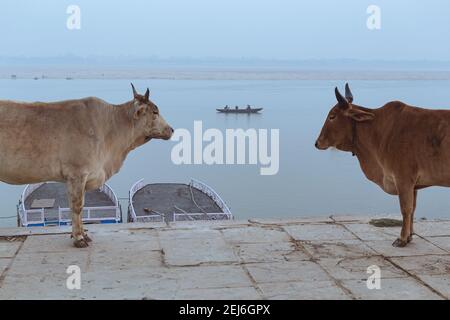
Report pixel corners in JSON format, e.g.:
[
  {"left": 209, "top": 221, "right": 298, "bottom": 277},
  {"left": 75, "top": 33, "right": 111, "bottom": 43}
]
[
  {"left": 0, "top": 84, "right": 173, "bottom": 248},
  {"left": 316, "top": 83, "right": 450, "bottom": 247}
]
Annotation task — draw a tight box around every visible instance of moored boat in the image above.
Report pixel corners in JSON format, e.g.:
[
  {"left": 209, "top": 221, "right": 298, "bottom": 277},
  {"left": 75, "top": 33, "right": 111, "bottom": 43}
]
[
  {"left": 128, "top": 179, "right": 232, "bottom": 223},
  {"left": 17, "top": 182, "right": 122, "bottom": 227}
]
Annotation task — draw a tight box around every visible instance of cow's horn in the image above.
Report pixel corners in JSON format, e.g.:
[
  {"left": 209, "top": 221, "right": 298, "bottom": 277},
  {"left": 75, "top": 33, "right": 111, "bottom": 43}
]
[
  {"left": 335, "top": 87, "right": 348, "bottom": 107},
  {"left": 144, "top": 88, "right": 150, "bottom": 101},
  {"left": 131, "top": 83, "right": 138, "bottom": 99},
  {"left": 345, "top": 83, "right": 354, "bottom": 103}
]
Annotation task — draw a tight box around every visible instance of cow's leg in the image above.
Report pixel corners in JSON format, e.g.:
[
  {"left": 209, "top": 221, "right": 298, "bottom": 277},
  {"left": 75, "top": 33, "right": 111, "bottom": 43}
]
[
  {"left": 393, "top": 183, "right": 415, "bottom": 247},
  {"left": 78, "top": 211, "right": 92, "bottom": 242},
  {"left": 67, "top": 176, "right": 89, "bottom": 248},
  {"left": 408, "top": 190, "right": 417, "bottom": 243}
]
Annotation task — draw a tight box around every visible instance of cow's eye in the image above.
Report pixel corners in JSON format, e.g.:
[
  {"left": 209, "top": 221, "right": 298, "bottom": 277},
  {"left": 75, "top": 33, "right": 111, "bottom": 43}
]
[{"left": 329, "top": 114, "right": 336, "bottom": 120}]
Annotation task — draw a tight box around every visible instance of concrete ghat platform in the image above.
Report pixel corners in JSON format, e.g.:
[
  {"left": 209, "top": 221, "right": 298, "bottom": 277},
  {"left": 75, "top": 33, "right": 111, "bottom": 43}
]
[{"left": 1, "top": 216, "right": 450, "bottom": 300}]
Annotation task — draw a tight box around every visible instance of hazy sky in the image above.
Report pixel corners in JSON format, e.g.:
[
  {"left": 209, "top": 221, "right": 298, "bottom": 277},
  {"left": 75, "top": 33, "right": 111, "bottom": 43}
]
[{"left": 0, "top": 0, "right": 449, "bottom": 60}]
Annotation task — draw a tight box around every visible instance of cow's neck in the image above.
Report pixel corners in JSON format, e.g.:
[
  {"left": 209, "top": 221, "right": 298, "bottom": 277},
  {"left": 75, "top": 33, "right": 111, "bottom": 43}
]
[
  {"left": 351, "top": 108, "right": 385, "bottom": 185},
  {"left": 103, "top": 101, "right": 141, "bottom": 179}
]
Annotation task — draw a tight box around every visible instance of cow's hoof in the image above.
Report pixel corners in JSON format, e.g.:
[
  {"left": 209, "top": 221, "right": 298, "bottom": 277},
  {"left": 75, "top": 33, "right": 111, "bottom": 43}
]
[
  {"left": 73, "top": 238, "right": 89, "bottom": 248},
  {"left": 83, "top": 233, "right": 93, "bottom": 243},
  {"left": 392, "top": 238, "right": 408, "bottom": 247},
  {"left": 407, "top": 234, "right": 414, "bottom": 243}
]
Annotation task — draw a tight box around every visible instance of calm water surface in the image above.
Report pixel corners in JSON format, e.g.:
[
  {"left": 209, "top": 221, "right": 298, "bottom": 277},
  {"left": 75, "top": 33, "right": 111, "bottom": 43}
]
[{"left": 1, "top": 78, "right": 450, "bottom": 227}]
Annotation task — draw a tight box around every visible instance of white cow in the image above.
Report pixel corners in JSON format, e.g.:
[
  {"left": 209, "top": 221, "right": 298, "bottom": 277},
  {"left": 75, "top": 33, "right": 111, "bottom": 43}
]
[{"left": 0, "top": 84, "right": 173, "bottom": 247}]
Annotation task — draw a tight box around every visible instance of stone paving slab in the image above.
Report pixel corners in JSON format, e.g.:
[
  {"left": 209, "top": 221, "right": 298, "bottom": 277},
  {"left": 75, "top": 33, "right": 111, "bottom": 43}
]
[
  {"left": 159, "top": 229, "right": 237, "bottom": 266},
  {"left": 364, "top": 239, "right": 447, "bottom": 257},
  {"left": 0, "top": 258, "right": 10, "bottom": 274},
  {"left": 90, "top": 229, "right": 161, "bottom": 252},
  {"left": 259, "top": 280, "right": 350, "bottom": 300},
  {"left": 249, "top": 217, "right": 333, "bottom": 225},
  {"left": 0, "top": 217, "right": 450, "bottom": 299},
  {"left": 331, "top": 214, "right": 402, "bottom": 224},
  {"left": 341, "top": 278, "right": 443, "bottom": 300},
  {"left": 330, "top": 215, "right": 373, "bottom": 223},
  {"left": 301, "top": 240, "right": 377, "bottom": 259},
  {"left": 417, "top": 276, "right": 450, "bottom": 299},
  {"left": 284, "top": 224, "right": 357, "bottom": 241},
  {"left": 0, "top": 222, "right": 167, "bottom": 237},
  {"left": 173, "top": 286, "right": 262, "bottom": 300},
  {"left": 169, "top": 220, "right": 251, "bottom": 229},
  {"left": 234, "top": 242, "right": 310, "bottom": 263},
  {"left": 245, "top": 260, "right": 332, "bottom": 283},
  {"left": 425, "top": 236, "right": 450, "bottom": 253},
  {"left": 414, "top": 221, "right": 450, "bottom": 237},
  {"left": 317, "top": 256, "right": 409, "bottom": 280},
  {"left": 342, "top": 223, "right": 400, "bottom": 241},
  {"left": 390, "top": 255, "right": 450, "bottom": 276},
  {"left": 221, "top": 226, "right": 290, "bottom": 244},
  {"left": 0, "top": 240, "right": 21, "bottom": 258}
]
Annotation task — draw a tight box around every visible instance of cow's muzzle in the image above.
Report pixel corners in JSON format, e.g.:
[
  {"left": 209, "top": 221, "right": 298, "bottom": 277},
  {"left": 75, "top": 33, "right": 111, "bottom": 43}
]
[
  {"left": 315, "top": 139, "right": 328, "bottom": 150},
  {"left": 162, "top": 127, "right": 174, "bottom": 140}
]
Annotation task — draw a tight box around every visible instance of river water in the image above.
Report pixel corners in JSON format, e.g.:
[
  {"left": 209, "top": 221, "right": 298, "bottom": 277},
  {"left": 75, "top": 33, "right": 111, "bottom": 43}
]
[{"left": 1, "top": 78, "right": 450, "bottom": 227}]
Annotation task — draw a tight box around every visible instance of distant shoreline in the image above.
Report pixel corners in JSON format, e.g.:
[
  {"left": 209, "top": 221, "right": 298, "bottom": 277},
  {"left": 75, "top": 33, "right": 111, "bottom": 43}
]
[{"left": 2, "top": 67, "right": 450, "bottom": 81}]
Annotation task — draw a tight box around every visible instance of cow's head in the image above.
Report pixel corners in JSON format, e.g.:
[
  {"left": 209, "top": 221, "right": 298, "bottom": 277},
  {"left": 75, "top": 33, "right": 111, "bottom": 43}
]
[
  {"left": 315, "top": 83, "right": 374, "bottom": 152},
  {"left": 130, "top": 83, "right": 173, "bottom": 144}
]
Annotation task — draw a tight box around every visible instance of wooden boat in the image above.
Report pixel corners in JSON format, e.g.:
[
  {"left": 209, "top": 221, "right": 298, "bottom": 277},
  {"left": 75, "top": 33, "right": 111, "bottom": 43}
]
[
  {"left": 128, "top": 179, "right": 232, "bottom": 223},
  {"left": 217, "top": 106, "right": 263, "bottom": 114},
  {"left": 17, "top": 182, "right": 122, "bottom": 227}
]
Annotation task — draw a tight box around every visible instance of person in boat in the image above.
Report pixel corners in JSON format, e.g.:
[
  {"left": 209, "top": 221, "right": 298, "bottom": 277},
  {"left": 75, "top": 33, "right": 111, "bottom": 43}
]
[
  {"left": 224, "top": 105, "right": 229, "bottom": 110},
  {"left": 235, "top": 106, "right": 239, "bottom": 110},
  {"left": 246, "top": 105, "right": 251, "bottom": 110}
]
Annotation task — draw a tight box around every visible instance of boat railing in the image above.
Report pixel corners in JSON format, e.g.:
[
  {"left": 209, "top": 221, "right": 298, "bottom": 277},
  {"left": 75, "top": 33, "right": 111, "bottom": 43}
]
[
  {"left": 189, "top": 178, "right": 233, "bottom": 218},
  {"left": 128, "top": 179, "right": 164, "bottom": 223},
  {"left": 20, "top": 183, "right": 44, "bottom": 215},
  {"left": 20, "top": 208, "right": 45, "bottom": 226},
  {"left": 22, "top": 183, "right": 44, "bottom": 202},
  {"left": 99, "top": 183, "right": 121, "bottom": 221},
  {"left": 58, "top": 206, "right": 120, "bottom": 224},
  {"left": 100, "top": 184, "right": 119, "bottom": 206},
  {"left": 19, "top": 183, "right": 45, "bottom": 226}
]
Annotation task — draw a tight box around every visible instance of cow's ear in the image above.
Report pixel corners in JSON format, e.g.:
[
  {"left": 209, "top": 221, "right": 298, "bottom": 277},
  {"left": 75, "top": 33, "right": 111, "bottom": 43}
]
[
  {"left": 133, "top": 103, "right": 147, "bottom": 120},
  {"left": 335, "top": 87, "right": 349, "bottom": 110},
  {"left": 345, "top": 108, "right": 374, "bottom": 122}
]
